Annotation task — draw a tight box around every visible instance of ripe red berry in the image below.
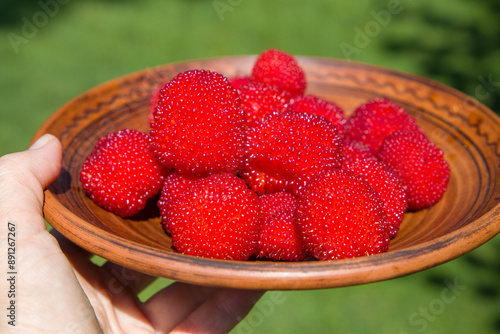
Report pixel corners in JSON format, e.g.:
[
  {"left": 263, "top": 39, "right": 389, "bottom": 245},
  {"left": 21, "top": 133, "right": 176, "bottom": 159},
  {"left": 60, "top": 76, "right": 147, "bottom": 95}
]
[
  {"left": 251, "top": 49, "right": 307, "bottom": 97},
  {"left": 79, "top": 53, "right": 454, "bottom": 263},
  {"left": 377, "top": 129, "right": 450, "bottom": 211},
  {"left": 165, "top": 173, "right": 260, "bottom": 260},
  {"left": 343, "top": 158, "right": 407, "bottom": 237},
  {"left": 345, "top": 97, "right": 424, "bottom": 153},
  {"left": 150, "top": 69, "right": 245, "bottom": 176},
  {"left": 297, "top": 169, "right": 391, "bottom": 260},
  {"left": 80, "top": 129, "right": 166, "bottom": 218},
  {"left": 157, "top": 172, "right": 197, "bottom": 234},
  {"left": 242, "top": 111, "right": 343, "bottom": 196},
  {"left": 257, "top": 192, "right": 305, "bottom": 261},
  {"left": 148, "top": 86, "right": 161, "bottom": 126},
  {"left": 342, "top": 139, "right": 377, "bottom": 166},
  {"left": 229, "top": 76, "right": 252, "bottom": 89},
  {"left": 290, "top": 94, "right": 346, "bottom": 137},
  {"left": 238, "top": 81, "right": 292, "bottom": 125}
]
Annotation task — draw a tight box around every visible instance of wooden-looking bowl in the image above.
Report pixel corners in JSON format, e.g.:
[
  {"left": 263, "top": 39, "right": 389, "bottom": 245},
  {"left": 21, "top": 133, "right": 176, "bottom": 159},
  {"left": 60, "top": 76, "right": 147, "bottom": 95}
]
[{"left": 35, "top": 56, "right": 500, "bottom": 290}]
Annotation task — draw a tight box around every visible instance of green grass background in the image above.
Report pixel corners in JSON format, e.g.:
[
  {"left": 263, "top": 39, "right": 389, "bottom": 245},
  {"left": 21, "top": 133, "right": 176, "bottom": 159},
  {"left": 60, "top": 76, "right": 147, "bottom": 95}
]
[{"left": 1, "top": 0, "right": 499, "bottom": 333}]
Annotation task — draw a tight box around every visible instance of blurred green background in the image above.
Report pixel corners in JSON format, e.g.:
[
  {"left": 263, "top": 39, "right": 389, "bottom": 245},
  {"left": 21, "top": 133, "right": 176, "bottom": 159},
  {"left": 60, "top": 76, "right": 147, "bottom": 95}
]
[{"left": 1, "top": 0, "right": 499, "bottom": 333}]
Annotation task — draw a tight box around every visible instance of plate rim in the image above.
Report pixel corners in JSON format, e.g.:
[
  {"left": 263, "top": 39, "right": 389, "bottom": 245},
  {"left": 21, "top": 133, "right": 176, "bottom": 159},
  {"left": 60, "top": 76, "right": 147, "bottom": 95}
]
[
  {"left": 35, "top": 55, "right": 500, "bottom": 290},
  {"left": 43, "top": 189, "right": 500, "bottom": 290}
]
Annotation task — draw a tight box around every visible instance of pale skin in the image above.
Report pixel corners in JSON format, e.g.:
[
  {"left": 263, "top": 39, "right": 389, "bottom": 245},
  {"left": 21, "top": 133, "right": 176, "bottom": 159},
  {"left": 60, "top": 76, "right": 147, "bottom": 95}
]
[{"left": 0, "top": 134, "right": 264, "bottom": 333}]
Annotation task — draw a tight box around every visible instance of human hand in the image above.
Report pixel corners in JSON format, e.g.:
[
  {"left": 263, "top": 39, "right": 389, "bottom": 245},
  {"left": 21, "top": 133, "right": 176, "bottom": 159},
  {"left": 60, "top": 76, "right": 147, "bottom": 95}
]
[{"left": 0, "top": 134, "right": 263, "bottom": 333}]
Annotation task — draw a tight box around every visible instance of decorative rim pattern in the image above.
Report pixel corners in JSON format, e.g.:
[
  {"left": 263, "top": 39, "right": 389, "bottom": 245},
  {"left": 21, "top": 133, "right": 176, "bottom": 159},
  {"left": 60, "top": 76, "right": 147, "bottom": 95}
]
[{"left": 36, "top": 56, "right": 500, "bottom": 290}]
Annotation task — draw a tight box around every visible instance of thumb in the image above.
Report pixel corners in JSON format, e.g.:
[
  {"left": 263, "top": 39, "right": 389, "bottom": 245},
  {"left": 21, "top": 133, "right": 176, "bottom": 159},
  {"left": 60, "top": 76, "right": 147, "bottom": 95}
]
[
  {"left": 0, "top": 133, "right": 62, "bottom": 234},
  {"left": 0, "top": 136, "right": 103, "bottom": 333},
  {"left": 27, "top": 133, "right": 63, "bottom": 189}
]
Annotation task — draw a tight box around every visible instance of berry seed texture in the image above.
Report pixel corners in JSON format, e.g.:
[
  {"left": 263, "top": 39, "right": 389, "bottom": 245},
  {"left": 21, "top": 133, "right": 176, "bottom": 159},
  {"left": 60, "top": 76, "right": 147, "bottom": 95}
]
[{"left": 80, "top": 49, "right": 450, "bottom": 261}]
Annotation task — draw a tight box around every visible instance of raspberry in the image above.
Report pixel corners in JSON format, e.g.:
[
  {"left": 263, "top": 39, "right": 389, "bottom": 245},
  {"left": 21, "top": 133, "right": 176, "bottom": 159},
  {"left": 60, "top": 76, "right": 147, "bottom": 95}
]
[
  {"left": 150, "top": 69, "right": 245, "bottom": 176},
  {"left": 251, "top": 49, "right": 307, "bottom": 97},
  {"left": 297, "top": 169, "right": 391, "bottom": 260},
  {"left": 165, "top": 173, "right": 260, "bottom": 260},
  {"left": 80, "top": 129, "right": 166, "bottom": 218},
  {"left": 290, "top": 94, "right": 346, "bottom": 137},
  {"left": 345, "top": 97, "right": 424, "bottom": 153},
  {"left": 242, "top": 111, "right": 343, "bottom": 196},
  {"left": 377, "top": 129, "right": 450, "bottom": 211},
  {"left": 343, "top": 158, "right": 407, "bottom": 237},
  {"left": 257, "top": 192, "right": 305, "bottom": 261},
  {"left": 238, "top": 81, "right": 292, "bottom": 125}
]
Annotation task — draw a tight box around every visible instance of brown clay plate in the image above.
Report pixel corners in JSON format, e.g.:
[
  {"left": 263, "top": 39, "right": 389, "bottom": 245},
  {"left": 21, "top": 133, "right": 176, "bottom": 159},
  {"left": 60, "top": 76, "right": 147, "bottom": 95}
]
[{"left": 35, "top": 56, "right": 500, "bottom": 290}]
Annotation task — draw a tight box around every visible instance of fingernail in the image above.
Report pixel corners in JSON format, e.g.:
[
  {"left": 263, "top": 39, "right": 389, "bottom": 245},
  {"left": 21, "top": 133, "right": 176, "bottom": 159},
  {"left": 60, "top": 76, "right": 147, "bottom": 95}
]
[{"left": 29, "top": 134, "right": 55, "bottom": 150}]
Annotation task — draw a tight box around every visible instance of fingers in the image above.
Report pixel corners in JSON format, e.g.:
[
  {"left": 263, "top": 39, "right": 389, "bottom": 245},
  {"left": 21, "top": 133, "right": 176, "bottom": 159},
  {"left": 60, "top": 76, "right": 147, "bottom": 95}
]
[
  {"left": 0, "top": 133, "right": 62, "bottom": 193},
  {"left": 1, "top": 134, "right": 262, "bottom": 334},
  {"left": 170, "top": 288, "right": 264, "bottom": 334},
  {"left": 51, "top": 228, "right": 156, "bottom": 297},
  {"left": 141, "top": 282, "right": 218, "bottom": 332},
  {"left": 101, "top": 262, "right": 157, "bottom": 296},
  {"left": 50, "top": 228, "right": 93, "bottom": 260},
  {"left": 0, "top": 133, "right": 62, "bottom": 235},
  {"left": 0, "top": 135, "right": 105, "bottom": 332},
  {"left": 141, "top": 282, "right": 264, "bottom": 333},
  {"left": 27, "top": 134, "right": 63, "bottom": 189}
]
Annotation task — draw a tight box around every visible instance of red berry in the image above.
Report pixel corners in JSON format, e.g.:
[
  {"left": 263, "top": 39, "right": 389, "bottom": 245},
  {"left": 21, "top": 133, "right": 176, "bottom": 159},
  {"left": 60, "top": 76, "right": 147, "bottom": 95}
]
[
  {"left": 148, "top": 86, "right": 161, "bottom": 126},
  {"left": 342, "top": 139, "right": 377, "bottom": 167},
  {"left": 157, "top": 172, "right": 197, "bottom": 234},
  {"left": 165, "top": 173, "right": 260, "bottom": 260},
  {"left": 290, "top": 94, "right": 346, "bottom": 137},
  {"left": 377, "top": 129, "right": 450, "bottom": 211},
  {"left": 345, "top": 97, "right": 424, "bottom": 153},
  {"left": 297, "top": 169, "right": 391, "bottom": 260},
  {"left": 150, "top": 70, "right": 245, "bottom": 176},
  {"left": 80, "top": 129, "right": 166, "bottom": 218},
  {"left": 229, "top": 76, "right": 252, "bottom": 89},
  {"left": 257, "top": 192, "right": 305, "bottom": 261},
  {"left": 242, "top": 111, "right": 343, "bottom": 196},
  {"left": 238, "top": 81, "right": 292, "bottom": 125},
  {"left": 343, "top": 158, "right": 407, "bottom": 237},
  {"left": 251, "top": 49, "right": 307, "bottom": 97}
]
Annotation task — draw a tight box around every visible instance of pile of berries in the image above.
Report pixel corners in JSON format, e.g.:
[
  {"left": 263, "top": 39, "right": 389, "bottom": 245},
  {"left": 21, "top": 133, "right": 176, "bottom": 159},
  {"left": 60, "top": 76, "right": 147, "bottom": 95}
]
[{"left": 80, "top": 49, "right": 450, "bottom": 261}]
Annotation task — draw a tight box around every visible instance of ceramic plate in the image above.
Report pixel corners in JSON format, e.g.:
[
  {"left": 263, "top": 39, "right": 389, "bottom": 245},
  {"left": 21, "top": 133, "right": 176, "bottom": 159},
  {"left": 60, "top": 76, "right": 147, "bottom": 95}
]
[{"left": 36, "top": 56, "right": 500, "bottom": 290}]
